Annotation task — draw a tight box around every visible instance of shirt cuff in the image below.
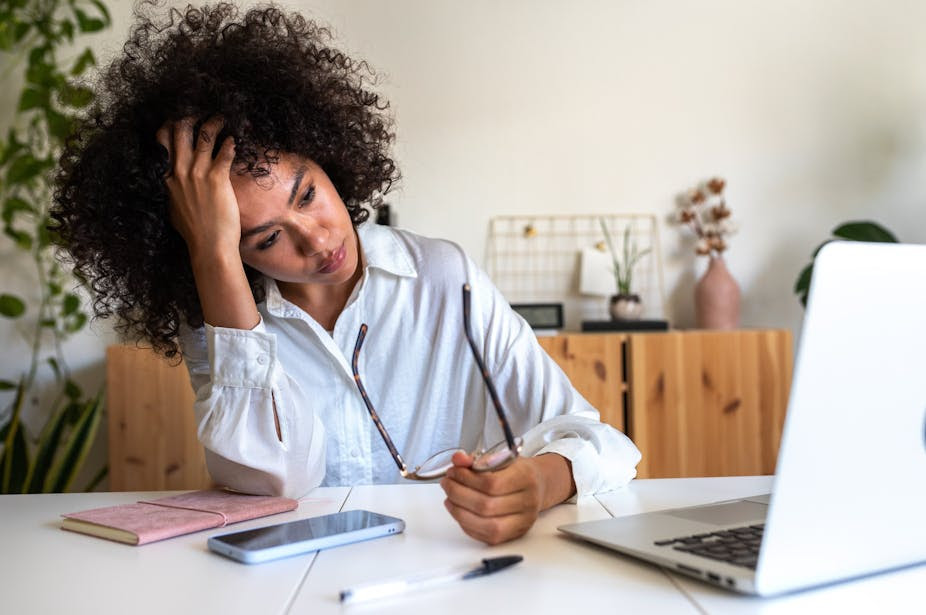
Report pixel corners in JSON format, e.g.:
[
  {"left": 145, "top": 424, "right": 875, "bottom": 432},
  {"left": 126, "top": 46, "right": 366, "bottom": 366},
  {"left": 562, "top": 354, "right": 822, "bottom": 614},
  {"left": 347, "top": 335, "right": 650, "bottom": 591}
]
[
  {"left": 534, "top": 437, "right": 600, "bottom": 502},
  {"left": 205, "top": 321, "right": 276, "bottom": 388}
]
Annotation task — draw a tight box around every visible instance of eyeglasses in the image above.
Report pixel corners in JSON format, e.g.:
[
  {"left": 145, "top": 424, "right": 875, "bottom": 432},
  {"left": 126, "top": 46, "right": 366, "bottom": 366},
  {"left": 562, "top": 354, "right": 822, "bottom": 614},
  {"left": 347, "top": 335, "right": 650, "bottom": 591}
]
[{"left": 351, "top": 283, "right": 523, "bottom": 481}]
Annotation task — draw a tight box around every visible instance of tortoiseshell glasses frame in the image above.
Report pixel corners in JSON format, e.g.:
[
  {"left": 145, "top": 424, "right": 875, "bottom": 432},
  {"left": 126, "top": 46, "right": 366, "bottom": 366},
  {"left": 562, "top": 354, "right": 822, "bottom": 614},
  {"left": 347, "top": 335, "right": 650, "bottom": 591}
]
[{"left": 350, "top": 284, "right": 523, "bottom": 480}]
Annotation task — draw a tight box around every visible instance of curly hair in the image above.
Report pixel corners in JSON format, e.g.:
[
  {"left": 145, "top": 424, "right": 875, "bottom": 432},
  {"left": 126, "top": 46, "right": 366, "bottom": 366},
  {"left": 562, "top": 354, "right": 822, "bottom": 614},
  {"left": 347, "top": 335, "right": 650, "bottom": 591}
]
[{"left": 51, "top": 2, "right": 398, "bottom": 359}]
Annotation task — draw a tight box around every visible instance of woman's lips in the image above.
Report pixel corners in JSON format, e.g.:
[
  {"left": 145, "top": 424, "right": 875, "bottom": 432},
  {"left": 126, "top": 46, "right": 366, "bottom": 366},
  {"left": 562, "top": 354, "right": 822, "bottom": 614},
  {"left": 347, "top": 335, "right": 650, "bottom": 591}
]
[{"left": 318, "top": 242, "right": 346, "bottom": 274}]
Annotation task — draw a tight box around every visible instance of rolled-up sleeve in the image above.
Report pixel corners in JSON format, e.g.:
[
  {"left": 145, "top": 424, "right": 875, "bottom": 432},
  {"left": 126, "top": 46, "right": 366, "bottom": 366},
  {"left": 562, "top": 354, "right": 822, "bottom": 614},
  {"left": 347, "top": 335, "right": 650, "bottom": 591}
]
[{"left": 179, "top": 320, "right": 326, "bottom": 498}]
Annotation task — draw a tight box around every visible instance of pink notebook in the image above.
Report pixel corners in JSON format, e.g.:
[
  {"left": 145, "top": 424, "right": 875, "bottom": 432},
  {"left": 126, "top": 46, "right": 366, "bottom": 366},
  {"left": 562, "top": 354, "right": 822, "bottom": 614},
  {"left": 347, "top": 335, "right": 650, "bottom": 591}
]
[{"left": 61, "top": 489, "right": 298, "bottom": 545}]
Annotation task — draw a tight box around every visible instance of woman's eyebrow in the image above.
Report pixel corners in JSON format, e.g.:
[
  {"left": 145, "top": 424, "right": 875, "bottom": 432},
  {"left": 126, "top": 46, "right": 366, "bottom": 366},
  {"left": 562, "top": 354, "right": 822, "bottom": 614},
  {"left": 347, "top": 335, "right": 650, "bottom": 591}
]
[
  {"left": 241, "top": 164, "right": 309, "bottom": 241},
  {"left": 287, "top": 164, "right": 307, "bottom": 205}
]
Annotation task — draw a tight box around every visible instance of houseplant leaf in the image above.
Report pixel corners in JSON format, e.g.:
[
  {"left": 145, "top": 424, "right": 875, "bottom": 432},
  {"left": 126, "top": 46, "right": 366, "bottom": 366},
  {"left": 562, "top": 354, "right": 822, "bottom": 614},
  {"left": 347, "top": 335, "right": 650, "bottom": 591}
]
[
  {"left": 795, "top": 221, "right": 899, "bottom": 307},
  {"left": 45, "top": 390, "right": 103, "bottom": 492},
  {"left": 1, "top": 380, "right": 28, "bottom": 493},
  {"left": 0, "top": 293, "right": 26, "bottom": 318},
  {"left": 23, "top": 401, "right": 70, "bottom": 493}
]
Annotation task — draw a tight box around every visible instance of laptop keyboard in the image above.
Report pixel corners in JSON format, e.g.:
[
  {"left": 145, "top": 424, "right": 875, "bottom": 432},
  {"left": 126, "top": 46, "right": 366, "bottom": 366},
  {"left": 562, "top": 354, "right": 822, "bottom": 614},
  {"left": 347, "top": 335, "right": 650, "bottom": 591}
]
[{"left": 653, "top": 524, "right": 764, "bottom": 569}]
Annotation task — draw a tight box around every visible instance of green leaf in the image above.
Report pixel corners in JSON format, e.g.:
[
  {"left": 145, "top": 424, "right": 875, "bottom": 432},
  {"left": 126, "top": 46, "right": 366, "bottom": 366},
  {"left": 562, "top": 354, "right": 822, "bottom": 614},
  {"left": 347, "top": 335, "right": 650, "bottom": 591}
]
[
  {"left": 70, "top": 48, "right": 95, "bottom": 76},
  {"left": 0, "top": 21, "right": 13, "bottom": 51},
  {"left": 36, "top": 221, "right": 52, "bottom": 249},
  {"left": 46, "top": 357, "right": 61, "bottom": 379},
  {"left": 40, "top": 318, "right": 56, "bottom": 328},
  {"left": 25, "top": 60, "right": 54, "bottom": 88},
  {"left": 0, "top": 129, "right": 23, "bottom": 165},
  {"left": 793, "top": 264, "right": 813, "bottom": 307},
  {"left": 65, "top": 312, "right": 87, "bottom": 333},
  {"left": 46, "top": 108, "right": 73, "bottom": 141},
  {"left": 18, "top": 87, "right": 48, "bottom": 112},
  {"left": 28, "top": 44, "right": 49, "bottom": 66},
  {"left": 0, "top": 294, "right": 26, "bottom": 318},
  {"left": 4, "top": 226, "right": 33, "bottom": 250},
  {"left": 0, "top": 417, "right": 30, "bottom": 493},
  {"left": 47, "top": 391, "right": 104, "bottom": 492},
  {"left": 64, "top": 379, "right": 82, "bottom": 400},
  {"left": 62, "top": 293, "right": 80, "bottom": 315},
  {"left": 58, "top": 83, "right": 93, "bottom": 108},
  {"left": 6, "top": 154, "right": 48, "bottom": 184},
  {"left": 832, "top": 221, "right": 899, "bottom": 243},
  {"left": 2, "top": 196, "right": 33, "bottom": 224},
  {"left": 82, "top": 464, "right": 108, "bottom": 492},
  {"left": 48, "top": 281, "right": 62, "bottom": 296},
  {"left": 24, "top": 402, "right": 69, "bottom": 493},
  {"left": 89, "top": 0, "right": 113, "bottom": 26},
  {"left": 74, "top": 8, "right": 105, "bottom": 33},
  {"left": 13, "top": 20, "right": 31, "bottom": 43},
  {"left": 59, "top": 19, "right": 74, "bottom": 43},
  {"left": 1, "top": 382, "right": 27, "bottom": 493},
  {"left": 0, "top": 380, "right": 17, "bottom": 390}
]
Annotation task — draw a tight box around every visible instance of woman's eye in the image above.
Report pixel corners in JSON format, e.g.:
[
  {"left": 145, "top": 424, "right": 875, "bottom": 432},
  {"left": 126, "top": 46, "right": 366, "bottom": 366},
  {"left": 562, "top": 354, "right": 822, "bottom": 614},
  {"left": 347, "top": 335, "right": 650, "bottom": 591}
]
[
  {"left": 258, "top": 230, "right": 280, "bottom": 250},
  {"left": 299, "top": 185, "right": 316, "bottom": 207}
]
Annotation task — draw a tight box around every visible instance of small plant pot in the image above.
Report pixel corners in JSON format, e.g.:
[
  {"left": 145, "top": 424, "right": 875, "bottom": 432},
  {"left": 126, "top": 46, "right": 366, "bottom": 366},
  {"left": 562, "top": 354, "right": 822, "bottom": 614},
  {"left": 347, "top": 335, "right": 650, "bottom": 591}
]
[{"left": 609, "top": 294, "right": 643, "bottom": 321}]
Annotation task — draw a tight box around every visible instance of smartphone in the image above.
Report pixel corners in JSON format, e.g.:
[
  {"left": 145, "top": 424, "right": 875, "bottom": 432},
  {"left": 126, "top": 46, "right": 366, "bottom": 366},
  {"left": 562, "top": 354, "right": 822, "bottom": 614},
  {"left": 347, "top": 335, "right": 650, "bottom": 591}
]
[{"left": 207, "top": 509, "right": 405, "bottom": 564}]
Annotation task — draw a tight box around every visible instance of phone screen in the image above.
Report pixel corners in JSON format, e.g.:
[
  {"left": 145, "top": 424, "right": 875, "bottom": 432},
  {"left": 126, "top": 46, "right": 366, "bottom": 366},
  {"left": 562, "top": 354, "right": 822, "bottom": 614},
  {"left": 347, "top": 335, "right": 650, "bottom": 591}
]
[{"left": 214, "top": 510, "right": 397, "bottom": 551}]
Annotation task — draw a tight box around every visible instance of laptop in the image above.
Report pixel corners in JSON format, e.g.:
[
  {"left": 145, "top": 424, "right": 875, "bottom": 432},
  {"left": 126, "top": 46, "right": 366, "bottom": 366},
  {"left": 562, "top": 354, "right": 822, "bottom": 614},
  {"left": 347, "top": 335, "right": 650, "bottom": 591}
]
[{"left": 559, "top": 241, "right": 926, "bottom": 596}]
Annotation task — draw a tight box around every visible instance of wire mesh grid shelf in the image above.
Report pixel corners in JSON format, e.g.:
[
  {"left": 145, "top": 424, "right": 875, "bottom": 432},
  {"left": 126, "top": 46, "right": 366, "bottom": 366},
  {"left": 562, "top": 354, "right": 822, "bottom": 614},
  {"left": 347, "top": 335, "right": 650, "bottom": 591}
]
[{"left": 485, "top": 214, "right": 666, "bottom": 330}]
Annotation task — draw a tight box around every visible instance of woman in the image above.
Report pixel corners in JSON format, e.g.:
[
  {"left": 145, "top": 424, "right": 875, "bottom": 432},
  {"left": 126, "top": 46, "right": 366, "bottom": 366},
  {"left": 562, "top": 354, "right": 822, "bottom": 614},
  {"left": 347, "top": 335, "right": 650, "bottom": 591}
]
[{"left": 52, "top": 2, "right": 640, "bottom": 544}]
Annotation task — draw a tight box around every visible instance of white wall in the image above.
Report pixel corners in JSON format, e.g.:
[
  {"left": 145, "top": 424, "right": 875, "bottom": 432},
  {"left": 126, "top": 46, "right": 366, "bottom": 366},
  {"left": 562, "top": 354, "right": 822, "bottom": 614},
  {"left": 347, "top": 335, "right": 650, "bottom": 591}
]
[{"left": 3, "top": 0, "right": 926, "bottom": 482}]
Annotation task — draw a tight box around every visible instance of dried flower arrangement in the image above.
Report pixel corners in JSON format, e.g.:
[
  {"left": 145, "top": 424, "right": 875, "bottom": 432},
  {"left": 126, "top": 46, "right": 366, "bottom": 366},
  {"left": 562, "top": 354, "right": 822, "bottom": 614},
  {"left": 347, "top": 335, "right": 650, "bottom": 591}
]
[{"left": 677, "top": 177, "right": 737, "bottom": 257}]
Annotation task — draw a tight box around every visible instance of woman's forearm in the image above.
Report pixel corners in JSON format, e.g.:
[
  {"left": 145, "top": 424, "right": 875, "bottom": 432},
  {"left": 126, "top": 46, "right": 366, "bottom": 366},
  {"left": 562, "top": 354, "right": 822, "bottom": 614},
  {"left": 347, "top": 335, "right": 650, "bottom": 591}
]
[{"left": 190, "top": 247, "right": 260, "bottom": 330}]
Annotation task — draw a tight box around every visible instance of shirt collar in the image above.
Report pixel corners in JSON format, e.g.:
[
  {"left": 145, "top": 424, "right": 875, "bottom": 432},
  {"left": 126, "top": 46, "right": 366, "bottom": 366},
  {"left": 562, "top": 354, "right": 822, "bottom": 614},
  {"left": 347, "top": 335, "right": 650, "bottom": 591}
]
[
  {"left": 262, "top": 221, "right": 417, "bottom": 316},
  {"left": 356, "top": 221, "right": 417, "bottom": 279}
]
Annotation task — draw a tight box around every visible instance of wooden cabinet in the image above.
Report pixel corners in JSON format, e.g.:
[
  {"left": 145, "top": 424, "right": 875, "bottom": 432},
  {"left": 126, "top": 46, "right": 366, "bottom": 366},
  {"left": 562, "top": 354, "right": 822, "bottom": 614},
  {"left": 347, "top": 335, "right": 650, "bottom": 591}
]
[
  {"left": 107, "top": 329, "right": 792, "bottom": 490},
  {"left": 542, "top": 329, "right": 792, "bottom": 478},
  {"left": 625, "top": 330, "right": 792, "bottom": 478},
  {"left": 107, "top": 346, "right": 211, "bottom": 491}
]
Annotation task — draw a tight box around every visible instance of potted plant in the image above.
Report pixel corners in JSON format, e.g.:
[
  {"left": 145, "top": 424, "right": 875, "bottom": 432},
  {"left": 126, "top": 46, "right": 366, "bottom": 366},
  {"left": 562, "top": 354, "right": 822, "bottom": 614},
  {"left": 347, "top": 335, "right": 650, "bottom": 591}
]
[
  {"left": 676, "top": 177, "right": 740, "bottom": 329},
  {"left": 0, "top": 0, "right": 112, "bottom": 493},
  {"left": 794, "top": 221, "right": 898, "bottom": 307},
  {"left": 599, "top": 218, "right": 650, "bottom": 320}
]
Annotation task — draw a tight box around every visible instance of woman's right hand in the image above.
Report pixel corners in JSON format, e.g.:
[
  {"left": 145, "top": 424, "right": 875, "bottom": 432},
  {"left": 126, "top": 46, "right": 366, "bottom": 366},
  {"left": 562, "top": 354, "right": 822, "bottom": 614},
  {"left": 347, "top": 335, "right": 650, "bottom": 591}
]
[
  {"left": 155, "top": 116, "right": 260, "bottom": 332},
  {"left": 155, "top": 116, "right": 240, "bottom": 259}
]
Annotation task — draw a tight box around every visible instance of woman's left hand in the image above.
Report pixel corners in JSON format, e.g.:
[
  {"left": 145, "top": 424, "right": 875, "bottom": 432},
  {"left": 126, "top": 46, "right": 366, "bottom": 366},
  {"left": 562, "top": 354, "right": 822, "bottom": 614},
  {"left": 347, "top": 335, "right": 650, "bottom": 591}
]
[{"left": 440, "top": 451, "right": 575, "bottom": 545}]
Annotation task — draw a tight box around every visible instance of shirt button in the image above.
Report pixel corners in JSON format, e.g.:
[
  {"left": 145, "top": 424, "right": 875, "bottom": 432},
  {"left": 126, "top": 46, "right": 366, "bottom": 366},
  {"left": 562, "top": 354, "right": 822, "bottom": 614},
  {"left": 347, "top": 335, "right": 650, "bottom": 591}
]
[
  {"left": 351, "top": 449, "right": 360, "bottom": 458},
  {"left": 256, "top": 354, "right": 268, "bottom": 365}
]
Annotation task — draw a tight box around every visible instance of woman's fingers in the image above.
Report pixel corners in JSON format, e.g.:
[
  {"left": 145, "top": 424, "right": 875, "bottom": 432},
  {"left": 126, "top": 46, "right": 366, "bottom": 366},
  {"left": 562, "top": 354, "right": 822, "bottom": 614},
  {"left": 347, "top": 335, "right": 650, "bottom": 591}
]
[
  {"left": 192, "top": 115, "right": 225, "bottom": 174},
  {"left": 443, "top": 499, "right": 534, "bottom": 545},
  {"left": 441, "top": 474, "right": 531, "bottom": 517},
  {"left": 170, "top": 117, "right": 194, "bottom": 172},
  {"left": 214, "top": 135, "right": 236, "bottom": 172}
]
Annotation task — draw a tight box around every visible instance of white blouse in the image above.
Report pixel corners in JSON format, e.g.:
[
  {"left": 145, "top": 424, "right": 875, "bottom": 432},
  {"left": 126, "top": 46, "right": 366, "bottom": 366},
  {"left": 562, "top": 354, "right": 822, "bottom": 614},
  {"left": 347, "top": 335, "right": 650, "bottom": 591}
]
[{"left": 179, "top": 222, "right": 641, "bottom": 498}]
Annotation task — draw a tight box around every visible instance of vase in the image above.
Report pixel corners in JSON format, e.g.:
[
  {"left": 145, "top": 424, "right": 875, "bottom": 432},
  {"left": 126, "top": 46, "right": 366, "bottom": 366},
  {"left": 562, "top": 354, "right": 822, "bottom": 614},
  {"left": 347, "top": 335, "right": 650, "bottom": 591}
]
[
  {"left": 695, "top": 256, "right": 740, "bottom": 329},
  {"left": 609, "top": 294, "right": 643, "bottom": 321}
]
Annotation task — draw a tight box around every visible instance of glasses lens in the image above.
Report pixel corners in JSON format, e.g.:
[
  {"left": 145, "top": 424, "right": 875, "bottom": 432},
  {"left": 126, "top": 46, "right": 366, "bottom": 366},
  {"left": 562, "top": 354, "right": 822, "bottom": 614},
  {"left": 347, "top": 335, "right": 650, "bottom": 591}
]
[
  {"left": 472, "top": 438, "right": 522, "bottom": 472},
  {"left": 414, "top": 448, "right": 465, "bottom": 479}
]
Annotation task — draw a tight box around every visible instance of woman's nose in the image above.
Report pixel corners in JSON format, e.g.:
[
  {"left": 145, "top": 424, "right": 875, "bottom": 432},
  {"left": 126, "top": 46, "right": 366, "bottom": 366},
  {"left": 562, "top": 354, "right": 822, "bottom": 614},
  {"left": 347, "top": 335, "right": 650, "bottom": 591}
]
[{"left": 292, "top": 217, "right": 329, "bottom": 255}]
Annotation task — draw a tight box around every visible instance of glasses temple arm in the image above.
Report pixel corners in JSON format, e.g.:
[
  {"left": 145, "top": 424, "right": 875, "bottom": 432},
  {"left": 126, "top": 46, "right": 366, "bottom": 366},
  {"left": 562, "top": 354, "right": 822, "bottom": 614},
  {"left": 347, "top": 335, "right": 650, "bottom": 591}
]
[
  {"left": 462, "top": 285, "right": 519, "bottom": 451},
  {"left": 352, "top": 324, "right": 409, "bottom": 475}
]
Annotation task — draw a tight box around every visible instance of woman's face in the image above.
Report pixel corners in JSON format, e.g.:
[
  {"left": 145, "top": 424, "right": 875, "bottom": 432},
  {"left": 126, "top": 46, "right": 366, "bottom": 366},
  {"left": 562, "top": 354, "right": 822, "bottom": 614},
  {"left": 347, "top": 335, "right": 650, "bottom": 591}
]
[{"left": 232, "top": 155, "right": 360, "bottom": 288}]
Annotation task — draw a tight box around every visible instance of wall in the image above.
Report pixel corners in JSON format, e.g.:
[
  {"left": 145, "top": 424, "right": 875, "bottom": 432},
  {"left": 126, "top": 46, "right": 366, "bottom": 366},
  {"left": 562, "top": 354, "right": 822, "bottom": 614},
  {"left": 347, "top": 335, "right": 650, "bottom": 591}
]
[{"left": 2, "top": 0, "right": 926, "bottom": 484}]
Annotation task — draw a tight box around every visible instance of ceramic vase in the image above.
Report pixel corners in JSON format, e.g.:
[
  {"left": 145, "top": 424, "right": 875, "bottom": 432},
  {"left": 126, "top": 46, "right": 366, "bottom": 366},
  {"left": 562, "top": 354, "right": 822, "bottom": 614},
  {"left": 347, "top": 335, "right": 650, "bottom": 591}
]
[
  {"left": 695, "top": 256, "right": 740, "bottom": 329},
  {"left": 609, "top": 294, "right": 643, "bottom": 321}
]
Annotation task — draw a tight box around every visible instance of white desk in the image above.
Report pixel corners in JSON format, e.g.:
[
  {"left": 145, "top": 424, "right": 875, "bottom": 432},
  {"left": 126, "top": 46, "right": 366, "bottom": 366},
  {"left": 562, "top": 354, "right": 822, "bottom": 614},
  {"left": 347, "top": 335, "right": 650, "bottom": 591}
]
[
  {"left": 595, "top": 476, "right": 926, "bottom": 615},
  {"left": 2, "top": 477, "right": 922, "bottom": 614}
]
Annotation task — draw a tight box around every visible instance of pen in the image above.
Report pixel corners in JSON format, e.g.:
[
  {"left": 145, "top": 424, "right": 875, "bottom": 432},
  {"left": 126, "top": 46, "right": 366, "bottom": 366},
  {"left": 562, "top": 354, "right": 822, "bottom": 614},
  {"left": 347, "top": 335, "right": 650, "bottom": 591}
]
[{"left": 339, "top": 555, "right": 524, "bottom": 604}]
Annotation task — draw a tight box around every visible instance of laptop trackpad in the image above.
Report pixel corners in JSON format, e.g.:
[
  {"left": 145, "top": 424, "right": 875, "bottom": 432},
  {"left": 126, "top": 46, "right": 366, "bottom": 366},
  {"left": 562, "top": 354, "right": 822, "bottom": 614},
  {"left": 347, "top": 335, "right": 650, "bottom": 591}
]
[{"left": 666, "top": 500, "right": 768, "bottom": 526}]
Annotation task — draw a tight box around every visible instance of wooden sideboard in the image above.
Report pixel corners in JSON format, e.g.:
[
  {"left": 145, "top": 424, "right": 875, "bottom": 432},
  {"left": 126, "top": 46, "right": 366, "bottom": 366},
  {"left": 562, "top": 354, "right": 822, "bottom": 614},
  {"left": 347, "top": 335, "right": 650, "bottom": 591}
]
[
  {"left": 107, "top": 329, "right": 792, "bottom": 490},
  {"left": 538, "top": 330, "right": 793, "bottom": 478}
]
